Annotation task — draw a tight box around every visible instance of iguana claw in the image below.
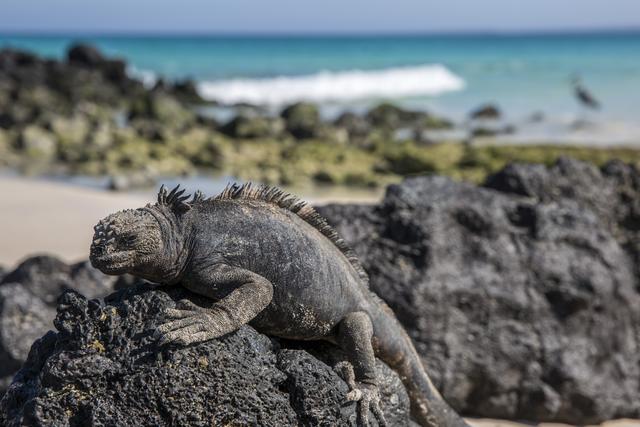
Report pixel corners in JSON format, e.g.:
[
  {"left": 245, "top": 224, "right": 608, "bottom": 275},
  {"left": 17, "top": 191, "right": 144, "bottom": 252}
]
[
  {"left": 155, "top": 299, "right": 213, "bottom": 346},
  {"left": 335, "top": 361, "right": 388, "bottom": 427}
]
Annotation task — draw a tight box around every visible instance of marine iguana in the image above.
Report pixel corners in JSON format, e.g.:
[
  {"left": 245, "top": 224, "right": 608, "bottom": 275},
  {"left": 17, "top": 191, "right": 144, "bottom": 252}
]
[{"left": 90, "top": 183, "right": 468, "bottom": 427}]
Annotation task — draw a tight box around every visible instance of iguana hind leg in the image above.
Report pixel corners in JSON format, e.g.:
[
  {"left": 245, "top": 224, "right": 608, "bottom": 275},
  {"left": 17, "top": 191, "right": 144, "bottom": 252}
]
[{"left": 335, "top": 312, "right": 387, "bottom": 427}]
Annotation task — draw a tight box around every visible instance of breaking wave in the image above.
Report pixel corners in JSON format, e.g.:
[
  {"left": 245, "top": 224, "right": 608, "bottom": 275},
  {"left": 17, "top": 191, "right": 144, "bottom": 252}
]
[{"left": 197, "top": 64, "right": 465, "bottom": 105}]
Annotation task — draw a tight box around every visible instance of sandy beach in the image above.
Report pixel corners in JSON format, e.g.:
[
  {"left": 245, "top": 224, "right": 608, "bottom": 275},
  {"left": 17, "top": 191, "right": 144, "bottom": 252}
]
[{"left": 0, "top": 177, "right": 148, "bottom": 267}]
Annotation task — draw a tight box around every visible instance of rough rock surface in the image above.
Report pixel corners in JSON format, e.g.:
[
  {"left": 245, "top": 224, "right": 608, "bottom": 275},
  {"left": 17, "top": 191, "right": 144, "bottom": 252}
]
[
  {"left": 0, "top": 283, "right": 55, "bottom": 393},
  {"left": 0, "top": 284, "right": 412, "bottom": 427},
  {"left": 470, "top": 104, "right": 501, "bottom": 119},
  {"left": 318, "top": 157, "right": 640, "bottom": 424},
  {"left": 1, "top": 255, "right": 117, "bottom": 306},
  {"left": 0, "top": 255, "right": 117, "bottom": 395},
  {"left": 280, "top": 102, "right": 322, "bottom": 139}
]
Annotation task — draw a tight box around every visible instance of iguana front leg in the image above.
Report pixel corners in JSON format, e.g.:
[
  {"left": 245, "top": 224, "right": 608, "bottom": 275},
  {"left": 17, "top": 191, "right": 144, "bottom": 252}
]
[{"left": 155, "top": 264, "right": 273, "bottom": 346}]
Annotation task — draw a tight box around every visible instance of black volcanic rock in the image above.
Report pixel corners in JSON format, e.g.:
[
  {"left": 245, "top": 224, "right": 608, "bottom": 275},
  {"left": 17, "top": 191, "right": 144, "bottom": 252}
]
[
  {"left": 1, "top": 255, "right": 117, "bottom": 307},
  {"left": 366, "top": 103, "right": 427, "bottom": 129},
  {"left": 67, "top": 43, "right": 107, "bottom": 67},
  {"left": 0, "top": 285, "right": 412, "bottom": 427},
  {"left": 0, "top": 256, "right": 117, "bottom": 396},
  {"left": 0, "top": 283, "right": 54, "bottom": 393},
  {"left": 318, "top": 157, "right": 640, "bottom": 423},
  {"left": 280, "top": 102, "right": 321, "bottom": 139},
  {"left": 0, "top": 45, "right": 186, "bottom": 113},
  {"left": 470, "top": 104, "right": 501, "bottom": 119}
]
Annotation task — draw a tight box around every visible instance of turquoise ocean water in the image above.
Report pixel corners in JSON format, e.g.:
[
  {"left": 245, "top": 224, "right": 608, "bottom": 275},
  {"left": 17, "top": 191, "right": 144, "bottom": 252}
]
[{"left": 2, "top": 33, "right": 639, "bottom": 143}]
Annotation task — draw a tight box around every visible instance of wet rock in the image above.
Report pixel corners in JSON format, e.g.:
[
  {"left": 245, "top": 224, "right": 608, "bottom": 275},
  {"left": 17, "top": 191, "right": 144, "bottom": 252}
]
[
  {"left": 221, "top": 113, "right": 284, "bottom": 139},
  {"left": 67, "top": 44, "right": 128, "bottom": 87},
  {"left": 281, "top": 102, "right": 321, "bottom": 139},
  {"left": 318, "top": 158, "right": 640, "bottom": 423},
  {"left": 0, "top": 129, "right": 19, "bottom": 167},
  {"left": 334, "top": 112, "right": 371, "bottom": 139},
  {"left": 471, "top": 124, "right": 515, "bottom": 137},
  {"left": 0, "top": 49, "right": 47, "bottom": 88},
  {"left": 0, "top": 285, "right": 412, "bottom": 426},
  {"left": 129, "top": 92, "right": 195, "bottom": 130},
  {"left": 366, "top": 103, "right": 424, "bottom": 129},
  {"left": 1, "top": 45, "right": 142, "bottom": 110},
  {"left": 0, "top": 104, "right": 37, "bottom": 129},
  {"left": 470, "top": 104, "right": 501, "bottom": 120},
  {"left": 50, "top": 114, "right": 91, "bottom": 162},
  {"left": 170, "top": 79, "right": 204, "bottom": 104},
  {"left": 67, "top": 44, "right": 107, "bottom": 68},
  {"left": 170, "top": 126, "right": 224, "bottom": 169}
]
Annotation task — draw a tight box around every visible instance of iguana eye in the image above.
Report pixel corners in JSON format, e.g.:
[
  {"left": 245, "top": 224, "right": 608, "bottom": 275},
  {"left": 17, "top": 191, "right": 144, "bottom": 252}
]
[{"left": 119, "top": 235, "right": 138, "bottom": 245}]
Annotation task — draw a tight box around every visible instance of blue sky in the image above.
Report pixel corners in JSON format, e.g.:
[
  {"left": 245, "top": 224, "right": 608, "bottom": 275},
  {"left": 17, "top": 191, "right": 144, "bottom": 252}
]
[{"left": 1, "top": 0, "right": 639, "bottom": 34}]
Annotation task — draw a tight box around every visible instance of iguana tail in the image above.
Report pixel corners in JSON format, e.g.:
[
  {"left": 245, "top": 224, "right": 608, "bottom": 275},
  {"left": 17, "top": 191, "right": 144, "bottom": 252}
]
[{"left": 369, "top": 295, "right": 469, "bottom": 427}]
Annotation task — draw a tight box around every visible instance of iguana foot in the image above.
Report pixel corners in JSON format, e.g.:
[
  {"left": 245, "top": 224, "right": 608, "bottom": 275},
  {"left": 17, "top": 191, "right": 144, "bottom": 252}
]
[
  {"left": 155, "top": 299, "right": 217, "bottom": 346},
  {"left": 335, "top": 361, "right": 387, "bottom": 427}
]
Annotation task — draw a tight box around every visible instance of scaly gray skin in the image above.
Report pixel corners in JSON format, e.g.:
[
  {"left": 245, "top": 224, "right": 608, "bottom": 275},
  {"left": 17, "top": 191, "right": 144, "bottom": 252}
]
[{"left": 90, "top": 184, "right": 468, "bottom": 427}]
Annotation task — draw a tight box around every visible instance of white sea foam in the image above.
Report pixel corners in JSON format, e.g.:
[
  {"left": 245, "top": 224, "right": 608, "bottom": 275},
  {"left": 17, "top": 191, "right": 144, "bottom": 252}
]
[{"left": 197, "top": 64, "right": 465, "bottom": 105}]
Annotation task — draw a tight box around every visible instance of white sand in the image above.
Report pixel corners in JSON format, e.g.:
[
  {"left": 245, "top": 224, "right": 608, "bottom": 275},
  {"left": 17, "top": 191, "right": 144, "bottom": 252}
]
[{"left": 0, "top": 177, "right": 147, "bottom": 267}]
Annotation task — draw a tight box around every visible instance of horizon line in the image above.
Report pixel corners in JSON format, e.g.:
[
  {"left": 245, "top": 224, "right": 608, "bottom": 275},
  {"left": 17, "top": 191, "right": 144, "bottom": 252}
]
[{"left": 1, "top": 26, "right": 640, "bottom": 38}]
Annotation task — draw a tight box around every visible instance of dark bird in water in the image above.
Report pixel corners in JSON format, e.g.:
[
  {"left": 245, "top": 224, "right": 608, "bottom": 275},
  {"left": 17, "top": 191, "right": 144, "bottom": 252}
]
[{"left": 572, "top": 75, "right": 600, "bottom": 110}]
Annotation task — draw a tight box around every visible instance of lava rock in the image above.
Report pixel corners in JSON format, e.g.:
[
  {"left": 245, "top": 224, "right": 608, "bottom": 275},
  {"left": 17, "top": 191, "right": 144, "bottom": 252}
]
[
  {"left": 1, "top": 255, "right": 117, "bottom": 307},
  {"left": 334, "top": 112, "right": 371, "bottom": 139},
  {"left": 170, "top": 79, "right": 204, "bottom": 104},
  {"left": 0, "top": 256, "right": 118, "bottom": 396},
  {"left": 0, "top": 283, "right": 54, "bottom": 393},
  {"left": 221, "top": 113, "right": 284, "bottom": 139},
  {"left": 281, "top": 102, "right": 321, "bottom": 139},
  {"left": 470, "top": 104, "right": 501, "bottom": 120},
  {"left": 0, "top": 285, "right": 411, "bottom": 426},
  {"left": 18, "top": 125, "right": 57, "bottom": 161},
  {"left": 470, "top": 124, "right": 515, "bottom": 137},
  {"left": 366, "top": 103, "right": 426, "bottom": 129},
  {"left": 67, "top": 44, "right": 107, "bottom": 68},
  {"left": 318, "top": 158, "right": 640, "bottom": 424}
]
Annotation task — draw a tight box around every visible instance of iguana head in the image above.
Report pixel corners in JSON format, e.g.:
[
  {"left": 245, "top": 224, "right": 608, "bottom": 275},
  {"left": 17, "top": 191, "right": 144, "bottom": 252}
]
[
  {"left": 90, "top": 208, "right": 163, "bottom": 275},
  {"left": 90, "top": 185, "right": 198, "bottom": 280}
]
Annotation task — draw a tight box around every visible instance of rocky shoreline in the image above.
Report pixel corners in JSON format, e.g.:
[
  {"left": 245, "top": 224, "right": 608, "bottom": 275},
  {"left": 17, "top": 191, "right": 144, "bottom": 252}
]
[
  {"left": 2, "top": 44, "right": 640, "bottom": 190},
  {"left": 1, "top": 158, "right": 639, "bottom": 425}
]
